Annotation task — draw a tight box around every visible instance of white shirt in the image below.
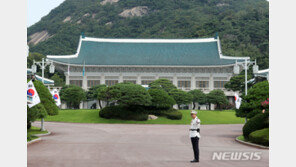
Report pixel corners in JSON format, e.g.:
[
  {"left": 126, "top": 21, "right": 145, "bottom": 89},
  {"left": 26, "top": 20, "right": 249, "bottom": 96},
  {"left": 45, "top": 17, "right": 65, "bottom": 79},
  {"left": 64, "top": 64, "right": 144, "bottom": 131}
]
[{"left": 189, "top": 117, "right": 201, "bottom": 138}]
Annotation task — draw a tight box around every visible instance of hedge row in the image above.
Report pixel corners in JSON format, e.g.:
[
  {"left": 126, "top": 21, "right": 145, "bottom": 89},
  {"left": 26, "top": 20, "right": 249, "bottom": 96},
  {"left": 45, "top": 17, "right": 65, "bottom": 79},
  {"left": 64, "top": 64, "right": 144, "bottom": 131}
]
[
  {"left": 99, "top": 105, "right": 148, "bottom": 121},
  {"left": 33, "top": 80, "right": 59, "bottom": 115},
  {"left": 243, "top": 112, "right": 269, "bottom": 139},
  {"left": 144, "top": 107, "right": 182, "bottom": 120},
  {"left": 249, "top": 128, "right": 269, "bottom": 146},
  {"left": 99, "top": 105, "right": 183, "bottom": 121}
]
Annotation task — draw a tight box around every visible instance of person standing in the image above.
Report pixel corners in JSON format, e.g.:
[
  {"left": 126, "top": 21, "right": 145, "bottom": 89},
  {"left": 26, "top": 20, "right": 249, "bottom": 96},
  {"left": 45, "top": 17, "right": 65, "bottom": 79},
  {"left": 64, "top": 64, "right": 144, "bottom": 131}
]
[{"left": 189, "top": 110, "right": 200, "bottom": 163}]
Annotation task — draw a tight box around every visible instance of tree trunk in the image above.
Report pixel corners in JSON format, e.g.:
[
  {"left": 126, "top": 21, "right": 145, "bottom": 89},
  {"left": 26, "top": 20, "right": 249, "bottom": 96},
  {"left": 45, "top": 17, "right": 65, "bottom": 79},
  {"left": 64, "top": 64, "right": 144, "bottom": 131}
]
[
  {"left": 178, "top": 104, "right": 181, "bottom": 109},
  {"left": 193, "top": 102, "right": 196, "bottom": 109}
]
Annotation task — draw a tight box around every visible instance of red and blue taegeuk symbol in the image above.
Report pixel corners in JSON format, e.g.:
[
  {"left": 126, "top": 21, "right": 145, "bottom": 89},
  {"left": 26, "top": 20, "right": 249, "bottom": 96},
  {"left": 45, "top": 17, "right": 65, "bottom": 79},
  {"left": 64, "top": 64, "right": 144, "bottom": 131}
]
[
  {"left": 53, "top": 94, "right": 59, "bottom": 100},
  {"left": 27, "top": 89, "right": 35, "bottom": 96}
]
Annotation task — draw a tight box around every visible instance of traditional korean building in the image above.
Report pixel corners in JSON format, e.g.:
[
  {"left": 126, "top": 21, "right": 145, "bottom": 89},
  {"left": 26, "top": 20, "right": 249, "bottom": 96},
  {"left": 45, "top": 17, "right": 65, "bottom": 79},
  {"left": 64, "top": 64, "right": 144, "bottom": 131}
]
[{"left": 47, "top": 35, "right": 246, "bottom": 109}]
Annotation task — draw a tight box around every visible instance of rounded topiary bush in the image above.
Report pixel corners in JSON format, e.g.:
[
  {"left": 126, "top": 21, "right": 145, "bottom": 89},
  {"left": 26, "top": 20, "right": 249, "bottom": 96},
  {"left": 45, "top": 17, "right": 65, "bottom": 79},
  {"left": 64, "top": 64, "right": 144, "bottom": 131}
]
[
  {"left": 33, "top": 80, "right": 59, "bottom": 115},
  {"left": 27, "top": 103, "right": 47, "bottom": 129},
  {"left": 243, "top": 113, "right": 269, "bottom": 139},
  {"left": 148, "top": 88, "right": 176, "bottom": 109},
  {"left": 165, "top": 111, "right": 182, "bottom": 120},
  {"left": 249, "top": 128, "right": 269, "bottom": 146},
  {"left": 99, "top": 105, "right": 148, "bottom": 121}
]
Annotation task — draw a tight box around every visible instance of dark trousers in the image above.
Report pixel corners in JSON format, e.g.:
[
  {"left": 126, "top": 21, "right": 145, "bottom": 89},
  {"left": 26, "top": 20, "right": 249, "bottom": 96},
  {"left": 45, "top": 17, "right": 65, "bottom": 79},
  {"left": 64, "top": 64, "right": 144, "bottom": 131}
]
[{"left": 191, "top": 137, "right": 199, "bottom": 161}]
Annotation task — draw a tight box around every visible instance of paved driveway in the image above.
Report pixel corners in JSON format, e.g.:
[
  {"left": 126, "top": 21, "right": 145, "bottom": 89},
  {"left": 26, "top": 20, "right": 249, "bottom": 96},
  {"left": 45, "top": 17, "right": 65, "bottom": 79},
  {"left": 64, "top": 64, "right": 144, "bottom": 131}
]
[{"left": 28, "top": 122, "right": 268, "bottom": 167}]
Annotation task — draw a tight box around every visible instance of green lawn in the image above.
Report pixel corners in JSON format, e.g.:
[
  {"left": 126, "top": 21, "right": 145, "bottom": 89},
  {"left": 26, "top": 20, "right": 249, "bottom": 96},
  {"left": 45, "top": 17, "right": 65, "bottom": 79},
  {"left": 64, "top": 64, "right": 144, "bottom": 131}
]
[
  {"left": 42, "top": 109, "right": 244, "bottom": 125},
  {"left": 27, "top": 126, "right": 48, "bottom": 142}
]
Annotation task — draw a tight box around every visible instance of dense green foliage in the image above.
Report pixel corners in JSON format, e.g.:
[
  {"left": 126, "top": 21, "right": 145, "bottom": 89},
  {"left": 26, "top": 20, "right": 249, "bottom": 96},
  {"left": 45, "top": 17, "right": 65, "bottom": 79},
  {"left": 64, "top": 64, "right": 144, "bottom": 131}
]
[
  {"left": 207, "top": 89, "right": 229, "bottom": 110},
  {"left": 60, "top": 85, "right": 86, "bottom": 109},
  {"left": 242, "top": 113, "right": 269, "bottom": 139},
  {"left": 33, "top": 80, "right": 59, "bottom": 115},
  {"left": 148, "top": 88, "right": 176, "bottom": 109},
  {"left": 236, "top": 80, "right": 269, "bottom": 118},
  {"left": 86, "top": 84, "right": 105, "bottom": 100},
  {"left": 50, "top": 73, "right": 65, "bottom": 86},
  {"left": 225, "top": 71, "right": 253, "bottom": 93},
  {"left": 27, "top": 52, "right": 65, "bottom": 84},
  {"left": 188, "top": 89, "right": 207, "bottom": 109},
  {"left": 249, "top": 128, "right": 269, "bottom": 146},
  {"left": 145, "top": 108, "right": 182, "bottom": 120},
  {"left": 108, "top": 83, "right": 152, "bottom": 106},
  {"left": 28, "top": 0, "right": 269, "bottom": 69},
  {"left": 99, "top": 105, "right": 148, "bottom": 121},
  {"left": 165, "top": 111, "right": 183, "bottom": 120},
  {"left": 149, "top": 79, "right": 177, "bottom": 93},
  {"left": 169, "top": 89, "right": 193, "bottom": 109},
  {"left": 27, "top": 104, "right": 47, "bottom": 129}
]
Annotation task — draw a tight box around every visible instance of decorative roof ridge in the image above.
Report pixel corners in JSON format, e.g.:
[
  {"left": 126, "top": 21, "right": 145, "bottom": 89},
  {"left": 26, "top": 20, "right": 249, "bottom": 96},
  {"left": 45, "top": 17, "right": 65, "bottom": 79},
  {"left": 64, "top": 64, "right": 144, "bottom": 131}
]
[
  {"left": 216, "top": 36, "right": 250, "bottom": 60},
  {"left": 82, "top": 36, "right": 217, "bottom": 43}
]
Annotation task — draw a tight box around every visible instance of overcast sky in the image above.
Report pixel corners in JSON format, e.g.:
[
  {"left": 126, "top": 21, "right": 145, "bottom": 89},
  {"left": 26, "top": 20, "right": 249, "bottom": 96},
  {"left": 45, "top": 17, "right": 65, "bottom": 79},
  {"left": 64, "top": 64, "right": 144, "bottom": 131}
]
[{"left": 27, "top": 0, "right": 65, "bottom": 27}]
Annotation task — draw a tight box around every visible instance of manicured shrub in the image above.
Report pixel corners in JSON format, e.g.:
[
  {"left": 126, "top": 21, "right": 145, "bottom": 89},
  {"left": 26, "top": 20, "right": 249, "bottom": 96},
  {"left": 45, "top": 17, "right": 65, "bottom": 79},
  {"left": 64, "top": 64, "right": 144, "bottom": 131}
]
[
  {"left": 165, "top": 111, "right": 182, "bottom": 120},
  {"left": 27, "top": 104, "right": 47, "bottom": 129},
  {"left": 108, "top": 83, "right": 152, "bottom": 106},
  {"left": 169, "top": 89, "right": 193, "bottom": 109},
  {"left": 243, "top": 113, "right": 269, "bottom": 139},
  {"left": 99, "top": 105, "right": 148, "bottom": 121},
  {"left": 249, "top": 128, "right": 269, "bottom": 146},
  {"left": 236, "top": 81, "right": 269, "bottom": 119},
  {"left": 149, "top": 79, "right": 177, "bottom": 93},
  {"left": 60, "top": 85, "right": 86, "bottom": 109},
  {"left": 148, "top": 88, "right": 176, "bottom": 109},
  {"left": 144, "top": 107, "right": 182, "bottom": 120},
  {"left": 33, "top": 80, "right": 59, "bottom": 115},
  {"left": 207, "top": 89, "right": 229, "bottom": 110}
]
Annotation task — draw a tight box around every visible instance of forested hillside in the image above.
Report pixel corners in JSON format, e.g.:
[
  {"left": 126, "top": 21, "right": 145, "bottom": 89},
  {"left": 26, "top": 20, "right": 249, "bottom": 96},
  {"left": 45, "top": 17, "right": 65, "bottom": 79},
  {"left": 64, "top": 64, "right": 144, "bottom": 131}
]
[{"left": 28, "top": 0, "right": 269, "bottom": 68}]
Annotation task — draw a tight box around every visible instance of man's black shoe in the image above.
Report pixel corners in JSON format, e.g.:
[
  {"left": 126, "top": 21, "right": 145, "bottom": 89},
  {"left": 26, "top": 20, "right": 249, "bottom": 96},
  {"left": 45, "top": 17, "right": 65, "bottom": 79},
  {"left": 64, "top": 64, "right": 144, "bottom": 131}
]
[{"left": 190, "top": 159, "right": 199, "bottom": 163}]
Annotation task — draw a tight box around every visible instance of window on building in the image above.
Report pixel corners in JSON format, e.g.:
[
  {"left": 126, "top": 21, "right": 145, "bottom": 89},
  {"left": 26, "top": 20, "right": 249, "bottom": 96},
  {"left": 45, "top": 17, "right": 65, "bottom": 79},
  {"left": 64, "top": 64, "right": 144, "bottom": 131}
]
[
  {"left": 141, "top": 80, "right": 153, "bottom": 85},
  {"left": 87, "top": 80, "right": 100, "bottom": 88},
  {"left": 123, "top": 80, "right": 137, "bottom": 84},
  {"left": 105, "top": 80, "right": 118, "bottom": 86},
  {"left": 214, "top": 81, "right": 227, "bottom": 88},
  {"left": 196, "top": 81, "right": 209, "bottom": 89},
  {"left": 178, "top": 81, "right": 191, "bottom": 88},
  {"left": 70, "top": 80, "right": 82, "bottom": 87}
]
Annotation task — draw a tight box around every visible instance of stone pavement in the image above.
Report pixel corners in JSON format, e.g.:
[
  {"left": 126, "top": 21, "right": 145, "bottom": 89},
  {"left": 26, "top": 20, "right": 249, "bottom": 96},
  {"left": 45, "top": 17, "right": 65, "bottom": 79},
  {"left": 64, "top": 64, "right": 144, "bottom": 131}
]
[{"left": 28, "top": 122, "right": 268, "bottom": 167}]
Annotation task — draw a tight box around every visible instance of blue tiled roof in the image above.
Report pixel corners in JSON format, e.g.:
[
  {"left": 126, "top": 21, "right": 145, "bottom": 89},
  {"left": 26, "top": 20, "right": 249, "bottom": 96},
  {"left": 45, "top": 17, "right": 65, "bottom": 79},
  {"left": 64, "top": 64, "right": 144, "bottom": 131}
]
[{"left": 48, "top": 37, "right": 238, "bottom": 66}]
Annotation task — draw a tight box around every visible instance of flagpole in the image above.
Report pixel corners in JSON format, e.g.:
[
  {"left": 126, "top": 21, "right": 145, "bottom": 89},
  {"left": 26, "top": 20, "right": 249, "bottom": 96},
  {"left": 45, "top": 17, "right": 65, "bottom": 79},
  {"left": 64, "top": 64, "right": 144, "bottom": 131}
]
[{"left": 41, "top": 58, "right": 45, "bottom": 131}]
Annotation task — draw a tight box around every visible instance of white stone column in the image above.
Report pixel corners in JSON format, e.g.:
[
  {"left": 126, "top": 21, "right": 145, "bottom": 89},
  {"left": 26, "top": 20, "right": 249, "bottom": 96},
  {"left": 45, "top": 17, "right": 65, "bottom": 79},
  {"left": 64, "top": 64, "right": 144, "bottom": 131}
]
[
  {"left": 136, "top": 74, "right": 141, "bottom": 85},
  {"left": 65, "top": 74, "right": 70, "bottom": 85},
  {"left": 173, "top": 74, "right": 177, "bottom": 87},
  {"left": 209, "top": 74, "right": 214, "bottom": 91},
  {"left": 101, "top": 74, "right": 105, "bottom": 84},
  {"left": 82, "top": 76, "right": 87, "bottom": 90},
  {"left": 155, "top": 74, "right": 159, "bottom": 80},
  {"left": 119, "top": 73, "right": 123, "bottom": 83},
  {"left": 191, "top": 75, "right": 196, "bottom": 90}
]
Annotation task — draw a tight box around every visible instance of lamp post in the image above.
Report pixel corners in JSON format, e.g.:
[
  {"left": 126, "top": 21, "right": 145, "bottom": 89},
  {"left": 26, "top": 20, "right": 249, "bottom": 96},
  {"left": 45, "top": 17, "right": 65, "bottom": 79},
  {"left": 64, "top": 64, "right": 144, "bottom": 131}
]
[
  {"left": 233, "top": 58, "right": 258, "bottom": 123},
  {"left": 31, "top": 58, "right": 55, "bottom": 131}
]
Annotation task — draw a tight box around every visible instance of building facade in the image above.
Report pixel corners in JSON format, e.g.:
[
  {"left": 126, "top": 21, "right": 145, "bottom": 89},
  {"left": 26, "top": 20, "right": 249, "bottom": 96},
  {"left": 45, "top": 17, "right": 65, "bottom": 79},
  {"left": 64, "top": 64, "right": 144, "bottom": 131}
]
[{"left": 47, "top": 35, "right": 246, "bottom": 109}]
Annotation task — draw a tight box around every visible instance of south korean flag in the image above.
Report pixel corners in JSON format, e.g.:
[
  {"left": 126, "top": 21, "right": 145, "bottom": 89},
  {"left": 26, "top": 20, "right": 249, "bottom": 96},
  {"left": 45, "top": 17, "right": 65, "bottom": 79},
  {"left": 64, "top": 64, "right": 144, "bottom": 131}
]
[
  {"left": 51, "top": 89, "right": 61, "bottom": 106},
  {"left": 27, "top": 80, "right": 41, "bottom": 108},
  {"left": 234, "top": 93, "right": 242, "bottom": 109}
]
